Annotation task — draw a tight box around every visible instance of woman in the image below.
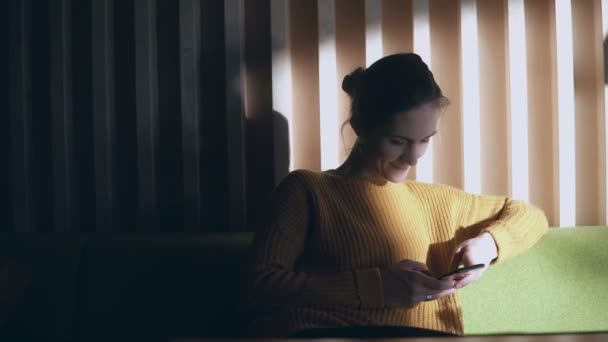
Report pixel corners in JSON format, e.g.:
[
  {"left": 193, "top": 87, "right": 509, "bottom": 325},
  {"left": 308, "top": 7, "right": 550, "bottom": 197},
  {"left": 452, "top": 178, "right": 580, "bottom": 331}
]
[{"left": 239, "top": 53, "right": 548, "bottom": 338}]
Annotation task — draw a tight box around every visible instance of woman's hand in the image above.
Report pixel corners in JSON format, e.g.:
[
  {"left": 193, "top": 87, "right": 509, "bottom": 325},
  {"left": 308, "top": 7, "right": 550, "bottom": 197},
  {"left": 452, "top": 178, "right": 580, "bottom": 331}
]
[
  {"left": 449, "top": 232, "right": 498, "bottom": 289},
  {"left": 381, "top": 259, "right": 455, "bottom": 308}
]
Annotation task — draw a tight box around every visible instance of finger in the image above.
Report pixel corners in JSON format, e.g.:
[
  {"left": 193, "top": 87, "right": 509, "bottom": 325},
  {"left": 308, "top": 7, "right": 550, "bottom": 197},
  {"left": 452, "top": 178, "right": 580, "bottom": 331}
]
[
  {"left": 420, "top": 287, "right": 456, "bottom": 302},
  {"left": 401, "top": 259, "right": 429, "bottom": 271},
  {"left": 399, "top": 260, "right": 435, "bottom": 277},
  {"left": 416, "top": 267, "right": 435, "bottom": 277},
  {"left": 453, "top": 271, "right": 482, "bottom": 289},
  {"left": 417, "top": 273, "right": 455, "bottom": 292}
]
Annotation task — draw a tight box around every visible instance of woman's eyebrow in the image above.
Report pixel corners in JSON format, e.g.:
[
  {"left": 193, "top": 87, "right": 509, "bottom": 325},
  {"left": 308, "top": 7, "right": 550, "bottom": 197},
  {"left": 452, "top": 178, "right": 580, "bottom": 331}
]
[{"left": 390, "top": 131, "right": 438, "bottom": 141}]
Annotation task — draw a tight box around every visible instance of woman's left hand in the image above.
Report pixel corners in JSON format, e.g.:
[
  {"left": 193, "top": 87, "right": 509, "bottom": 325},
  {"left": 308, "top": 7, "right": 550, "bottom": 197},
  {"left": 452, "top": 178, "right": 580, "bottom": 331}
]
[{"left": 449, "top": 232, "right": 498, "bottom": 289}]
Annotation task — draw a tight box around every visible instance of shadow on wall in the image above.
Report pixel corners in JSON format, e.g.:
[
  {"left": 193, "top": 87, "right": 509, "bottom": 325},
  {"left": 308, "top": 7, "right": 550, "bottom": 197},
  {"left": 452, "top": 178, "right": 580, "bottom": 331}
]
[
  {"left": 243, "top": 110, "right": 290, "bottom": 231},
  {"left": 239, "top": 0, "right": 292, "bottom": 231}
]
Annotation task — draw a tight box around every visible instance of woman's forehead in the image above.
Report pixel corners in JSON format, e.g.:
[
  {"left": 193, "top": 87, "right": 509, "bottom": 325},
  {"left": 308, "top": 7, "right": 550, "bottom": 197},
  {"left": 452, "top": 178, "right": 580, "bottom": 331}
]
[{"left": 382, "top": 104, "right": 440, "bottom": 138}]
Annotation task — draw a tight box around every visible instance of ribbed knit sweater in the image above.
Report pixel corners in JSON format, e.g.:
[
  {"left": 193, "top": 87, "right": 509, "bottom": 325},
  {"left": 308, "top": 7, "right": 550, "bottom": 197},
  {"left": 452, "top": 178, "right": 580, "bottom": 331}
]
[{"left": 241, "top": 169, "right": 549, "bottom": 337}]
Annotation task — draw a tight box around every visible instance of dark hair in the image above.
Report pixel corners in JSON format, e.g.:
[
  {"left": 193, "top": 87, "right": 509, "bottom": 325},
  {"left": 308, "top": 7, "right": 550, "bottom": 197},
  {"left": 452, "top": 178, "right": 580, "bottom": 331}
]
[{"left": 341, "top": 53, "right": 449, "bottom": 137}]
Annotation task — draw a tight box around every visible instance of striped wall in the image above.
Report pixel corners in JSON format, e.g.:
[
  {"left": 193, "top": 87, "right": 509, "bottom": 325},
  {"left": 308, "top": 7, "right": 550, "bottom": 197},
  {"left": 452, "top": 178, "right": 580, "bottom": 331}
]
[
  {"left": 3, "top": 0, "right": 243, "bottom": 232},
  {"left": 271, "top": 0, "right": 607, "bottom": 227},
  {"left": 1, "top": 0, "right": 607, "bottom": 232}
]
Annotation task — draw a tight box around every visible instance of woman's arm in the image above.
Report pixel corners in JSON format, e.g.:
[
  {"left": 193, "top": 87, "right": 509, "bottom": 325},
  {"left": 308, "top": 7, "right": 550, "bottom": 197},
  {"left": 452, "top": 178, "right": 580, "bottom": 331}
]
[
  {"left": 446, "top": 193, "right": 548, "bottom": 289},
  {"left": 239, "top": 171, "right": 383, "bottom": 313},
  {"left": 461, "top": 195, "right": 549, "bottom": 263}
]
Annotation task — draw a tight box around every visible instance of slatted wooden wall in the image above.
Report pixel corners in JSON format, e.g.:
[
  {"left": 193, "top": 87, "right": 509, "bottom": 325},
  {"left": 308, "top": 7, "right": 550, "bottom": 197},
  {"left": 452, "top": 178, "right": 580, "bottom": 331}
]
[
  {"left": 2, "top": 0, "right": 277, "bottom": 232},
  {"left": 2, "top": 0, "right": 607, "bottom": 232}
]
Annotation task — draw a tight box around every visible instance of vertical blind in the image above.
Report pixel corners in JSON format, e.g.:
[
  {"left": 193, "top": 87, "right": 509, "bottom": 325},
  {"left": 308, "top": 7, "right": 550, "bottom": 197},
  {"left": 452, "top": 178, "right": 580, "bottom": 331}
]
[
  {"left": 270, "top": 0, "right": 607, "bottom": 227},
  {"left": 2, "top": 0, "right": 607, "bottom": 232}
]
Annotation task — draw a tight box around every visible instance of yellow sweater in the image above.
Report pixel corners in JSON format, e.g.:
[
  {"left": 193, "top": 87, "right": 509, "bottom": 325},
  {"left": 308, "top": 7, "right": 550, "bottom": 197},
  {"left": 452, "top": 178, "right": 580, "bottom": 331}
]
[{"left": 241, "top": 169, "right": 549, "bottom": 337}]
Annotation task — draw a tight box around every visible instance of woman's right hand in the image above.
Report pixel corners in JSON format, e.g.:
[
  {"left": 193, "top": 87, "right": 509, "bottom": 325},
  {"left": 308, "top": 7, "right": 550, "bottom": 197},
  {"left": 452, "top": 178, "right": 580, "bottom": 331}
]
[{"left": 381, "top": 259, "right": 456, "bottom": 308}]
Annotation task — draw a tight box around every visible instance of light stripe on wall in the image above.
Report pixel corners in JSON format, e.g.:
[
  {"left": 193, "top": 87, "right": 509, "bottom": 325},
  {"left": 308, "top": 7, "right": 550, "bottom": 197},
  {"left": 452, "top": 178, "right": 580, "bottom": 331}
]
[
  {"left": 460, "top": 0, "right": 482, "bottom": 194},
  {"left": 365, "top": 0, "right": 383, "bottom": 67},
  {"left": 507, "top": 0, "right": 530, "bottom": 201},
  {"left": 318, "top": 0, "right": 340, "bottom": 171},
  {"left": 555, "top": 0, "right": 576, "bottom": 227},
  {"left": 412, "top": 0, "right": 433, "bottom": 183}
]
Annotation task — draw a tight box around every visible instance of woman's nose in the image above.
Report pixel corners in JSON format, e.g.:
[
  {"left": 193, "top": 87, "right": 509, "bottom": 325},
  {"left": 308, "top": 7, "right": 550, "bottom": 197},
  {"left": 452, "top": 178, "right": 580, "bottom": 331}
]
[{"left": 399, "top": 147, "right": 418, "bottom": 166}]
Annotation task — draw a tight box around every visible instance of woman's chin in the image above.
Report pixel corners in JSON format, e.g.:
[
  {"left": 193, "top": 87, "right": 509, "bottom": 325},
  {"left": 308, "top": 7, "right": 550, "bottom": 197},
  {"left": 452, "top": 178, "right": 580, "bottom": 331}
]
[{"left": 384, "top": 169, "right": 410, "bottom": 183}]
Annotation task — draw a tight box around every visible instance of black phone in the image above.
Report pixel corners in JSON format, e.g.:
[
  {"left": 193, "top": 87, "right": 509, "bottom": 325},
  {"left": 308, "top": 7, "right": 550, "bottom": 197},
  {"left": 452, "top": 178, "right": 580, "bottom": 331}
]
[{"left": 438, "top": 263, "right": 485, "bottom": 281}]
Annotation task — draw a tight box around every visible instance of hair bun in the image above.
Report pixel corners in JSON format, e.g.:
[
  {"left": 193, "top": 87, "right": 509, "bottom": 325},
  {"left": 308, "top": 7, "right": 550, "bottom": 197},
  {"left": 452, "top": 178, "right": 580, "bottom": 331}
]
[{"left": 341, "top": 67, "right": 365, "bottom": 96}]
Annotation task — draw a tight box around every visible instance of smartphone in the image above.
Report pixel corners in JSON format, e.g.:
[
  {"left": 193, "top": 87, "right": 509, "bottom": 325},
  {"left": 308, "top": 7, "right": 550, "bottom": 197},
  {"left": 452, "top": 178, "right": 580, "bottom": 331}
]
[{"left": 438, "top": 263, "right": 485, "bottom": 281}]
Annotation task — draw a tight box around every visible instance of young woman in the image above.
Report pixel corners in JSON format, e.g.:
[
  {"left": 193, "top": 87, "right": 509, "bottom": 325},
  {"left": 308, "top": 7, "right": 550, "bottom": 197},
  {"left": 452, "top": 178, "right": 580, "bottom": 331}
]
[{"left": 239, "top": 53, "right": 548, "bottom": 338}]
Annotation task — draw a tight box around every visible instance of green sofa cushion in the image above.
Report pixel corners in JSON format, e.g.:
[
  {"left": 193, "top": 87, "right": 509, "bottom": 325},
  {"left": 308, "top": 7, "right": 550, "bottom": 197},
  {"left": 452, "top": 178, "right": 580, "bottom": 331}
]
[{"left": 460, "top": 226, "right": 608, "bottom": 335}]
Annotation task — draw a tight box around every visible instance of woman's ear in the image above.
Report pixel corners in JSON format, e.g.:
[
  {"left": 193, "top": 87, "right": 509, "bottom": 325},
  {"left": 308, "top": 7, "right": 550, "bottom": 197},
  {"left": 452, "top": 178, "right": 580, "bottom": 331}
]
[{"left": 354, "top": 136, "right": 370, "bottom": 153}]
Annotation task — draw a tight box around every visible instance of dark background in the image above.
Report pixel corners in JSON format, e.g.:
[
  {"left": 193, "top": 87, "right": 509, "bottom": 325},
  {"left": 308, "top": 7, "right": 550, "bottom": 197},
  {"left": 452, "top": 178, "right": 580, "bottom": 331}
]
[{"left": 1, "top": 0, "right": 284, "bottom": 233}]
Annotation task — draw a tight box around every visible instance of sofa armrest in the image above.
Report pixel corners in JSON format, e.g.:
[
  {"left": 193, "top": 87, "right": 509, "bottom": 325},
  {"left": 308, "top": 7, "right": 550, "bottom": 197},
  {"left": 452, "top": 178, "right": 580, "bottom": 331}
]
[{"left": 460, "top": 226, "right": 608, "bottom": 335}]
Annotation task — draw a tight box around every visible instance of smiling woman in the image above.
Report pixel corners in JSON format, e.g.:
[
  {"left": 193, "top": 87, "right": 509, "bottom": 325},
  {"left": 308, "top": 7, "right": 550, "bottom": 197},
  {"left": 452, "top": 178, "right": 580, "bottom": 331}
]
[
  {"left": 266, "top": 0, "right": 608, "bottom": 229},
  {"left": 239, "top": 53, "right": 549, "bottom": 338},
  {"left": 337, "top": 53, "right": 446, "bottom": 184}
]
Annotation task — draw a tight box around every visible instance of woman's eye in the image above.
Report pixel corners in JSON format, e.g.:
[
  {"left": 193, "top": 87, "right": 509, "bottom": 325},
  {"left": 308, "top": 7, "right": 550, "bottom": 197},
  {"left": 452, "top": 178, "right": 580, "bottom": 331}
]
[
  {"left": 390, "top": 139, "right": 405, "bottom": 145},
  {"left": 421, "top": 138, "right": 431, "bottom": 143}
]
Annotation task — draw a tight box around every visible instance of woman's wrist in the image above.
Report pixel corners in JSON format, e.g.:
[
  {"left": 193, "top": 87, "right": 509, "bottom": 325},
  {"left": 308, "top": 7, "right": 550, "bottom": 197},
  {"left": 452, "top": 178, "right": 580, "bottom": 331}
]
[{"left": 481, "top": 232, "right": 498, "bottom": 262}]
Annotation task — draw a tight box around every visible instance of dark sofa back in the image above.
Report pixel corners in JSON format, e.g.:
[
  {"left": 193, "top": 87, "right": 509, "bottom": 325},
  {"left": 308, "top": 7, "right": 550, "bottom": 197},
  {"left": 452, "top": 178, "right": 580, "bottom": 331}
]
[
  {"left": 0, "top": 233, "right": 254, "bottom": 342},
  {"left": 0, "top": 235, "right": 88, "bottom": 342}
]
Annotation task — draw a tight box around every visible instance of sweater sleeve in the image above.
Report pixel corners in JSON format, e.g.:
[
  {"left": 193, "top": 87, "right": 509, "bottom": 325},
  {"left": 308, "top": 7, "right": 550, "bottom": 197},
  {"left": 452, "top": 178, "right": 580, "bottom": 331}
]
[
  {"left": 459, "top": 192, "right": 549, "bottom": 264},
  {"left": 239, "top": 171, "right": 383, "bottom": 314}
]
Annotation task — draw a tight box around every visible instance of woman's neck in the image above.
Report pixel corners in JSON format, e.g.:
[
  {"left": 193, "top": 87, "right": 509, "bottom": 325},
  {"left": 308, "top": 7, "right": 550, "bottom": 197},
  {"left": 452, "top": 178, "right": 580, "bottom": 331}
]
[{"left": 336, "top": 142, "right": 387, "bottom": 185}]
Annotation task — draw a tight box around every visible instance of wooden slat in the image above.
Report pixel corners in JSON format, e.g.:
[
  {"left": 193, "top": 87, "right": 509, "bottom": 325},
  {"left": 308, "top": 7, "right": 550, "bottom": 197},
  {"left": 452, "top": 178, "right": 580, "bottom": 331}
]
[
  {"left": 381, "top": 0, "right": 413, "bottom": 56},
  {"left": 50, "top": 0, "right": 74, "bottom": 232},
  {"left": 478, "top": 0, "right": 509, "bottom": 197},
  {"left": 9, "top": 0, "right": 35, "bottom": 232},
  {"left": 335, "top": 0, "right": 365, "bottom": 163},
  {"left": 430, "top": 0, "right": 463, "bottom": 189},
  {"left": 156, "top": 0, "right": 182, "bottom": 232},
  {"left": 525, "top": 0, "right": 558, "bottom": 226},
  {"left": 572, "top": 0, "right": 605, "bottom": 225},
  {"left": 224, "top": 0, "right": 247, "bottom": 231},
  {"left": 244, "top": 0, "right": 275, "bottom": 228},
  {"left": 92, "top": 0, "right": 116, "bottom": 232},
  {"left": 270, "top": 0, "right": 293, "bottom": 185},
  {"left": 291, "top": 0, "right": 321, "bottom": 171},
  {"left": 134, "top": 0, "right": 159, "bottom": 231},
  {"left": 179, "top": 0, "right": 202, "bottom": 232},
  {"left": 200, "top": 0, "right": 230, "bottom": 231},
  {"left": 113, "top": 0, "right": 138, "bottom": 232},
  {"left": 0, "top": 0, "right": 10, "bottom": 231}
]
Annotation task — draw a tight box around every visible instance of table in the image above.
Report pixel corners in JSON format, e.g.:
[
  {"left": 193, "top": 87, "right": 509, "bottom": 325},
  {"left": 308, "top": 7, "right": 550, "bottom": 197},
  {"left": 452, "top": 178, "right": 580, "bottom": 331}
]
[{"left": 174, "top": 332, "right": 608, "bottom": 342}]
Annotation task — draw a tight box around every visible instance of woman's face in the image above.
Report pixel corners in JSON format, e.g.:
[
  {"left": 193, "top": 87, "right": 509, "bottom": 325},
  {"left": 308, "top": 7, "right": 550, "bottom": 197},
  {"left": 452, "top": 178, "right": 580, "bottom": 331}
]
[{"left": 363, "top": 102, "right": 441, "bottom": 183}]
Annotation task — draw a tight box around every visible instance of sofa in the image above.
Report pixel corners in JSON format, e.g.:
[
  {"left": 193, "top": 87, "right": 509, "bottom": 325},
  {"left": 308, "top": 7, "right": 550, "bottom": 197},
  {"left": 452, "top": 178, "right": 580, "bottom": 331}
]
[{"left": 0, "top": 227, "right": 606, "bottom": 342}]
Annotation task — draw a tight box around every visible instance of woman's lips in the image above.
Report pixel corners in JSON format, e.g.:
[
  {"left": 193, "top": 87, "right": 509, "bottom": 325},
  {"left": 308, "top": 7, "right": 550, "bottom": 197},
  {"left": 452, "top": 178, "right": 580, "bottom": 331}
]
[{"left": 390, "top": 163, "right": 410, "bottom": 171}]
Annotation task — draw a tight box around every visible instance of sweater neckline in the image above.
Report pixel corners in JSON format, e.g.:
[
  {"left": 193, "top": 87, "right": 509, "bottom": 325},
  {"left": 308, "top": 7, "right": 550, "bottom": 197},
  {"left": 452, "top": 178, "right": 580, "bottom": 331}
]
[{"left": 325, "top": 169, "right": 406, "bottom": 191}]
